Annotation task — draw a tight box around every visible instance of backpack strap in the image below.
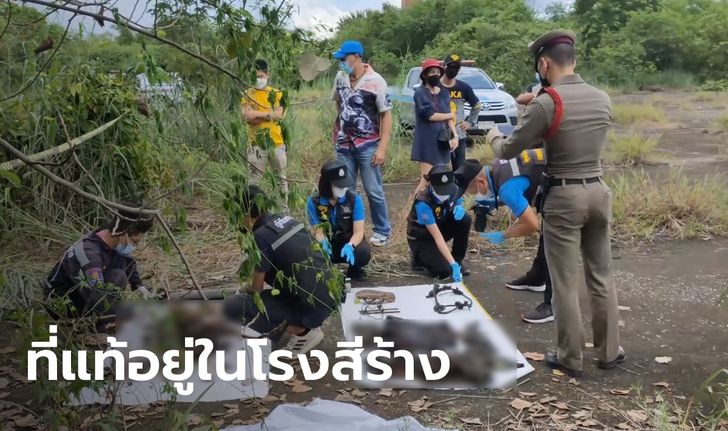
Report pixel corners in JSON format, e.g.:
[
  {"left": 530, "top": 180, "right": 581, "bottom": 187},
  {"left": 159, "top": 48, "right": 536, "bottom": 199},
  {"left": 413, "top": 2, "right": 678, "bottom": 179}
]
[{"left": 539, "top": 86, "right": 564, "bottom": 140}]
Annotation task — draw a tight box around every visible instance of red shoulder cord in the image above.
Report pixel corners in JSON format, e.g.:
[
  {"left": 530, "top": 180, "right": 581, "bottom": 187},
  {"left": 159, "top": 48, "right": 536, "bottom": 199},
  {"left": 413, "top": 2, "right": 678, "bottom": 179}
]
[{"left": 538, "top": 86, "right": 564, "bottom": 140}]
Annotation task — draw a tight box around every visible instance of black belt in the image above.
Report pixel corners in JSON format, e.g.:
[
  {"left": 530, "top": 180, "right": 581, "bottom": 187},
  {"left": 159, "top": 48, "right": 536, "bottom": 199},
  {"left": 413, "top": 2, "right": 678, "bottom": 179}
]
[{"left": 547, "top": 176, "right": 601, "bottom": 187}]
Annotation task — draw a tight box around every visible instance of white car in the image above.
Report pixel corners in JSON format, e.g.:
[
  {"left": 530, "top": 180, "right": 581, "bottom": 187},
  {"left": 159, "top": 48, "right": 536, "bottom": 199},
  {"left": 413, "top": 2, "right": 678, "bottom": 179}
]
[{"left": 388, "top": 66, "right": 518, "bottom": 135}]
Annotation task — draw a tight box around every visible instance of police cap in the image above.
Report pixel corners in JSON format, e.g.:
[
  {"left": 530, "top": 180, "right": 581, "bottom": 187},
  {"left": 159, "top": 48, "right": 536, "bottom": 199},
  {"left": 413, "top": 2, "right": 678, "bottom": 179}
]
[
  {"left": 427, "top": 165, "right": 458, "bottom": 197},
  {"left": 528, "top": 29, "right": 577, "bottom": 58},
  {"left": 322, "top": 159, "right": 349, "bottom": 188}
]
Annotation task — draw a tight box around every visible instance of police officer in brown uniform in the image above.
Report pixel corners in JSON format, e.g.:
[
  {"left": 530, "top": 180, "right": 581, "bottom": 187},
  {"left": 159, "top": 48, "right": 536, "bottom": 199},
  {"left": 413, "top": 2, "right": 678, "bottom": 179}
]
[{"left": 486, "top": 30, "right": 624, "bottom": 377}]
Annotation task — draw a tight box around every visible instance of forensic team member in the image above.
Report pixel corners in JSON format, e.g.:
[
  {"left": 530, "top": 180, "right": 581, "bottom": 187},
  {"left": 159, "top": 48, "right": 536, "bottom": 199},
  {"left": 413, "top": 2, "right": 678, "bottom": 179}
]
[
  {"left": 407, "top": 165, "right": 471, "bottom": 281},
  {"left": 224, "top": 185, "right": 342, "bottom": 354},
  {"left": 487, "top": 30, "right": 623, "bottom": 377},
  {"left": 44, "top": 207, "right": 154, "bottom": 320},
  {"left": 242, "top": 59, "right": 288, "bottom": 205},
  {"left": 307, "top": 159, "right": 371, "bottom": 281},
  {"left": 456, "top": 154, "right": 553, "bottom": 324},
  {"left": 440, "top": 54, "right": 481, "bottom": 171}
]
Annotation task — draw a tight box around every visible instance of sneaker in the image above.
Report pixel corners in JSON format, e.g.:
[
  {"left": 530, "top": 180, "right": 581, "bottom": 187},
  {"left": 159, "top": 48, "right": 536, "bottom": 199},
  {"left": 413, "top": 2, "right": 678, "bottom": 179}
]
[
  {"left": 457, "top": 262, "right": 471, "bottom": 277},
  {"left": 545, "top": 352, "right": 583, "bottom": 378},
  {"left": 370, "top": 232, "right": 390, "bottom": 247},
  {"left": 347, "top": 267, "right": 368, "bottom": 282},
  {"left": 597, "top": 346, "right": 627, "bottom": 369},
  {"left": 505, "top": 274, "right": 546, "bottom": 292},
  {"left": 285, "top": 327, "right": 324, "bottom": 354},
  {"left": 521, "top": 302, "right": 554, "bottom": 324}
]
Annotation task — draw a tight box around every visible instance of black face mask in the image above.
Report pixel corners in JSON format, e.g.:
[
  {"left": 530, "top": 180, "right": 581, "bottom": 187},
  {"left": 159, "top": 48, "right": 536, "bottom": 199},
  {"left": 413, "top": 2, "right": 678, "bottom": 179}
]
[
  {"left": 426, "top": 74, "right": 441, "bottom": 87},
  {"left": 445, "top": 66, "right": 459, "bottom": 79},
  {"left": 535, "top": 58, "right": 550, "bottom": 87}
]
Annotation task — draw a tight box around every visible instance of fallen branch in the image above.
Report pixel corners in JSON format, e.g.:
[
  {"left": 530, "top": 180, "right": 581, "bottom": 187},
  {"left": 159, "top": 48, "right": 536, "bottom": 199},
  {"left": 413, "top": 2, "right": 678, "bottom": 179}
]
[
  {"left": 0, "top": 116, "right": 123, "bottom": 170},
  {"left": 0, "top": 136, "right": 206, "bottom": 300},
  {"left": 155, "top": 213, "right": 206, "bottom": 300}
]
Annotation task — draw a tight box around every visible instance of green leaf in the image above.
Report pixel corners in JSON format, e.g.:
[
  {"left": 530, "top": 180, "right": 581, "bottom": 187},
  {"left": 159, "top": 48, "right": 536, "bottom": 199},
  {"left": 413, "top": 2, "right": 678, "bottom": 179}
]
[{"left": 0, "top": 169, "right": 21, "bottom": 187}]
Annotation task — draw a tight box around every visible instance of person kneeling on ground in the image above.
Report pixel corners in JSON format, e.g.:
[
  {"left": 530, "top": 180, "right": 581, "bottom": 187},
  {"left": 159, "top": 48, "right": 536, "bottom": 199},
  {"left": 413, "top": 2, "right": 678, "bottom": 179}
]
[
  {"left": 224, "top": 185, "right": 343, "bottom": 354},
  {"left": 43, "top": 206, "right": 155, "bottom": 324},
  {"left": 407, "top": 165, "right": 472, "bottom": 281},
  {"left": 456, "top": 152, "right": 553, "bottom": 324},
  {"left": 307, "top": 159, "right": 371, "bottom": 281}
]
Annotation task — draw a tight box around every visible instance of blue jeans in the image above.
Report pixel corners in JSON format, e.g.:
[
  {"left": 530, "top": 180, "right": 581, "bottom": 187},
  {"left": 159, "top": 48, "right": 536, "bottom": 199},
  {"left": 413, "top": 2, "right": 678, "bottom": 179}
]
[{"left": 337, "top": 145, "right": 391, "bottom": 237}]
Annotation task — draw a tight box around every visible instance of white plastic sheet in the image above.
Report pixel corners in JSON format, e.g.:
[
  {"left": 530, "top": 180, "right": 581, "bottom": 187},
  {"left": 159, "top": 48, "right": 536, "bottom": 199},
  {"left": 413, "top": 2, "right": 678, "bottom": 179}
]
[{"left": 223, "top": 398, "right": 454, "bottom": 431}]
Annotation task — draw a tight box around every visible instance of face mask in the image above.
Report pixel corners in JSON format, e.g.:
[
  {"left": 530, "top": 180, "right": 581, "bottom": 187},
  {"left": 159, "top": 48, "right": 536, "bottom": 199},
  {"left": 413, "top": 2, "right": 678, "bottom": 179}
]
[
  {"left": 339, "top": 61, "right": 353, "bottom": 75},
  {"left": 536, "top": 59, "right": 550, "bottom": 87},
  {"left": 445, "top": 67, "right": 459, "bottom": 79},
  {"left": 332, "top": 186, "right": 348, "bottom": 199},
  {"left": 115, "top": 243, "right": 135, "bottom": 256},
  {"left": 255, "top": 77, "right": 268, "bottom": 89},
  {"left": 431, "top": 189, "right": 451, "bottom": 203},
  {"left": 426, "top": 74, "right": 441, "bottom": 87}
]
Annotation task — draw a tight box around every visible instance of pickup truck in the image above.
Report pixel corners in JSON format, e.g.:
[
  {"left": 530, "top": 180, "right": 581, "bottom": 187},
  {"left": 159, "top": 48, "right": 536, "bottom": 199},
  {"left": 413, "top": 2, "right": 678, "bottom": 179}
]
[{"left": 388, "top": 66, "right": 518, "bottom": 136}]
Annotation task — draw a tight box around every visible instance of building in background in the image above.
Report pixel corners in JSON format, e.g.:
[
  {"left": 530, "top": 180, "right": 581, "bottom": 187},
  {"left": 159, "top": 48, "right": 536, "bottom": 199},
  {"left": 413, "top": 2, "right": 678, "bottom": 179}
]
[{"left": 402, "top": 0, "right": 420, "bottom": 8}]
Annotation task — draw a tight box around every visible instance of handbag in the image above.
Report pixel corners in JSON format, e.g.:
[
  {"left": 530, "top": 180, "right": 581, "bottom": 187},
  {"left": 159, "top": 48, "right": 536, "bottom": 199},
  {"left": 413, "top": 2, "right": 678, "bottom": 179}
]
[{"left": 432, "top": 91, "right": 452, "bottom": 150}]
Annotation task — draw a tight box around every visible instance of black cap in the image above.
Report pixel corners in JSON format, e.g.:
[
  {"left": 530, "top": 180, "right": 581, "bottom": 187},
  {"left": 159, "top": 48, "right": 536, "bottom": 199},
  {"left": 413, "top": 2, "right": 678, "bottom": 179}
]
[
  {"left": 322, "top": 159, "right": 349, "bottom": 188},
  {"left": 443, "top": 54, "right": 462, "bottom": 67},
  {"left": 426, "top": 165, "right": 458, "bottom": 197},
  {"left": 454, "top": 159, "right": 484, "bottom": 190}
]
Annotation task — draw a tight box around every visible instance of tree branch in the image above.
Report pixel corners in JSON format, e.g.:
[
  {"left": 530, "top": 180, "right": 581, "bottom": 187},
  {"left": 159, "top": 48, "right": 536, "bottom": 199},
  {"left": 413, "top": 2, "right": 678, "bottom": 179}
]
[
  {"left": 0, "top": 9, "right": 74, "bottom": 102},
  {"left": 0, "top": 136, "right": 207, "bottom": 300},
  {"left": 0, "top": 0, "right": 11, "bottom": 42},
  {"left": 18, "top": 0, "right": 245, "bottom": 86},
  {"left": 0, "top": 115, "right": 123, "bottom": 170}
]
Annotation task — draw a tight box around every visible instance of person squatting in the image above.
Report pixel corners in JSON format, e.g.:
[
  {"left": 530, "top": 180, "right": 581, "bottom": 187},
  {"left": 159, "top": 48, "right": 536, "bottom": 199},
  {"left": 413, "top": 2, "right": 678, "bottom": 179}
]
[{"left": 43, "top": 30, "right": 625, "bottom": 377}]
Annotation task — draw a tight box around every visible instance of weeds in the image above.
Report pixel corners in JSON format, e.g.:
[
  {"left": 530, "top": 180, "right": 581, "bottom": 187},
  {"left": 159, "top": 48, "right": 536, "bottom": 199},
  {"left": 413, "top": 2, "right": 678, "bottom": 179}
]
[
  {"left": 612, "top": 103, "right": 667, "bottom": 125},
  {"left": 609, "top": 170, "right": 728, "bottom": 240},
  {"left": 714, "top": 113, "right": 728, "bottom": 133},
  {"left": 606, "top": 131, "right": 661, "bottom": 166}
]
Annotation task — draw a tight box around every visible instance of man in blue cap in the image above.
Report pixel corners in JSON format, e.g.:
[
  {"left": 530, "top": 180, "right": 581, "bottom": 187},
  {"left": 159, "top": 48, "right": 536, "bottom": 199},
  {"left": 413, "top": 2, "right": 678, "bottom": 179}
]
[{"left": 332, "top": 40, "right": 393, "bottom": 247}]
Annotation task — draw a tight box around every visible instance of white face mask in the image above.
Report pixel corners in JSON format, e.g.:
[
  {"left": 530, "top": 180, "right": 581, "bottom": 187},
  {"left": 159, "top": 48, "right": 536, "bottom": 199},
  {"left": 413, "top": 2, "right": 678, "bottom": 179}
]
[
  {"left": 432, "top": 190, "right": 451, "bottom": 203},
  {"left": 256, "top": 77, "right": 268, "bottom": 89},
  {"left": 332, "top": 186, "right": 348, "bottom": 199}
]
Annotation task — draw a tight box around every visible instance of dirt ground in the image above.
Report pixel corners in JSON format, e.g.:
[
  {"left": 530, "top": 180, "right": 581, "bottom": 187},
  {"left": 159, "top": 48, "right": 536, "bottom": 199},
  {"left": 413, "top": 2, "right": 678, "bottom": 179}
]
[{"left": 1, "top": 90, "right": 727, "bottom": 430}]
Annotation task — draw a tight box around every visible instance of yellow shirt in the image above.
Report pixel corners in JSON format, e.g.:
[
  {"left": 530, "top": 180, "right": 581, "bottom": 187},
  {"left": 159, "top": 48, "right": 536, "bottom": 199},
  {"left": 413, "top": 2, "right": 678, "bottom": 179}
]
[{"left": 241, "top": 86, "right": 284, "bottom": 147}]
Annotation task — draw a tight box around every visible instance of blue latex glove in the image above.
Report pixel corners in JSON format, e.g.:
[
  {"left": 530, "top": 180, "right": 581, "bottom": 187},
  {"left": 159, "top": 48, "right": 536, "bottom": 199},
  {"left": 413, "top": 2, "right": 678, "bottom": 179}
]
[
  {"left": 453, "top": 204, "right": 466, "bottom": 221},
  {"left": 341, "top": 243, "right": 356, "bottom": 266},
  {"left": 319, "top": 238, "right": 332, "bottom": 256},
  {"left": 480, "top": 231, "right": 506, "bottom": 245},
  {"left": 450, "top": 262, "right": 463, "bottom": 282}
]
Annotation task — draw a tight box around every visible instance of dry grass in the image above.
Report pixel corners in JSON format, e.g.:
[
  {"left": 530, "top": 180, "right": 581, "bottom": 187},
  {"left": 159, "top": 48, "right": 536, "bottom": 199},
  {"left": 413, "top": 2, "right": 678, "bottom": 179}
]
[
  {"left": 609, "top": 170, "right": 728, "bottom": 240},
  {"left": 613, "top": 103, "right": 667, "bottom": 125},
  {"left": 714, "top": 112, "right": 728, "bottom": 133},
  {"left": 606, "top": 131, "right": 661, "bottom": 166}
]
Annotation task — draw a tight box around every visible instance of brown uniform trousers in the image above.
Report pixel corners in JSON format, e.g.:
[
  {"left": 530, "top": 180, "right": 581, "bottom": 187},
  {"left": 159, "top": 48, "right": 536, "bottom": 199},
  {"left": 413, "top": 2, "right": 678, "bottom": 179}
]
[{"left": 493, "top": 74, "right": 621, "bottom": 371}]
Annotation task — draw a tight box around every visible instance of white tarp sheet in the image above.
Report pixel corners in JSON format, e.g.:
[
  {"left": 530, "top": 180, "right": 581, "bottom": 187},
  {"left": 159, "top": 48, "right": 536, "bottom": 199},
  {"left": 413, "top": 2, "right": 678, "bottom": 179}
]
[
  {"left": 223, "top": 398, "right": 453, "bottom": 431},
  {"left": 340, "top": 283, "right": 534, "bottom": 388}
]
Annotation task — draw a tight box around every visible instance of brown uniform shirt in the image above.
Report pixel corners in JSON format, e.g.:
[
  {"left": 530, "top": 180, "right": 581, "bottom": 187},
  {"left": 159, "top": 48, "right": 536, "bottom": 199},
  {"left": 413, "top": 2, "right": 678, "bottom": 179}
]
[{"left": 492, "top": 74, "right": 612, "bottom": 179}]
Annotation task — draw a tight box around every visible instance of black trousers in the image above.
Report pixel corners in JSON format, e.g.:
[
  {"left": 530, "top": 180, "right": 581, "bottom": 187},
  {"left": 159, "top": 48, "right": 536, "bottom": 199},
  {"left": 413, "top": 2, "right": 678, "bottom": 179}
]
[
  {"left": 330, "top": 234, "right": 371, "bottom": 270},
  {"left": 409, "top": 213, "right": 472, "bottom": 278},
  {"left": 223, "top": 290, "right": 333, "bottom": 341},
  {"left": 451, "top": 138, "right": 467, "bottom": 171},
  {"left": 526, "top": 232, "right": 552, "bottom": 304},
  {"left": 56, "top": 268, "right": 128, "bottom": 318}
]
